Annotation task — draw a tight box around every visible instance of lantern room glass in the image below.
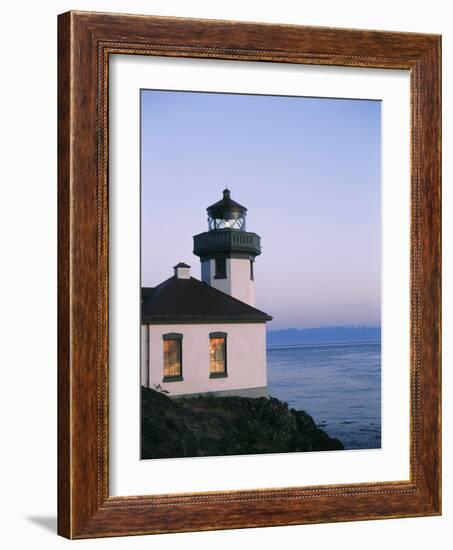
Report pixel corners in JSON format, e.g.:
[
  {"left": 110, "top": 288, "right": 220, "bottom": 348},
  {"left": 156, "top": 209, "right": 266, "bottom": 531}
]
[{"left": 208, "top": 215, "right": 246, "bottom": 231}]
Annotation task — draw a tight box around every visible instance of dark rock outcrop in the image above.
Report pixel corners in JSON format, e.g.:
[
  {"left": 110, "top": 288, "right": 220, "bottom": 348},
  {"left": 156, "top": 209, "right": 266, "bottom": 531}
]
[{"left": 141, "top": 387, "right": 343, "bottom": 459}]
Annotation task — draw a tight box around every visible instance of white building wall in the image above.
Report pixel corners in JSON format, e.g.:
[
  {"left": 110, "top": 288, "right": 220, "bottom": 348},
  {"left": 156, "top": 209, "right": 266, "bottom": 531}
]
[
  {"left": 201, "top": 258, "right": 255, "bottom": 306},
  {"left": 202, "top": 258, "right": 230, "bottom": 295},
  {"left": 230, "top": 258, "right": 255, "bottom": 306},
  {"left": 144, "top": 322, "right": 267, "bottom": 397},
  {"left": 200, "top": 259, "right": 211, "bottom": 285}
]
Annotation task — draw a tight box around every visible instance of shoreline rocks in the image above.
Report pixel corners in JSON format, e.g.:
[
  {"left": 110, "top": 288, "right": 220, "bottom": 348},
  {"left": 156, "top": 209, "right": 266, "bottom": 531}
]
[{"left": 141, "top": 386, "right": 344, "bottom": 459}]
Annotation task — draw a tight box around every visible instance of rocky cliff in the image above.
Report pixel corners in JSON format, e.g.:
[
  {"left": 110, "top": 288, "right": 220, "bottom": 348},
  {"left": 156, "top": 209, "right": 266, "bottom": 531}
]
[{"left": 141, "top": 387, "right": 344, "bottom": 459}]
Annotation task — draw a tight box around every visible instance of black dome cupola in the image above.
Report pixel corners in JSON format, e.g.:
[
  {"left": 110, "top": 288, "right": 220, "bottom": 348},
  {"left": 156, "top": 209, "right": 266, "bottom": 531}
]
[{"left": 207, "top": 188, "right": 247, "bottom": 231}]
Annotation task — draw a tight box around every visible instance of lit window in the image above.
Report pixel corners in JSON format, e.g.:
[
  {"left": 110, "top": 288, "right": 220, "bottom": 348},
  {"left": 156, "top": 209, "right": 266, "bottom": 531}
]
[
  {"left": 209, "top": 333, "right": 227, "bottom": 377},
  {"left": 163, "top": 333, "right": 183, "bottom": 380}
]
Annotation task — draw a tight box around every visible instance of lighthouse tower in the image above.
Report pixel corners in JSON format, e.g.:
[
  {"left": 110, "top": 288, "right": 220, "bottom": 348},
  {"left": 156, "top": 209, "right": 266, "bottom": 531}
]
[{"left": 193, "top": 189, "right": 261, "bottom": 306}]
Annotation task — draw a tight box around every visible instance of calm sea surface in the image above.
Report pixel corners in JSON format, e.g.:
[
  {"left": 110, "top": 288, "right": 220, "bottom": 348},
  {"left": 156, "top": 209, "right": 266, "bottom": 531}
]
[{"left": 267, "top": 341, "right": 381, "bottom": 450}]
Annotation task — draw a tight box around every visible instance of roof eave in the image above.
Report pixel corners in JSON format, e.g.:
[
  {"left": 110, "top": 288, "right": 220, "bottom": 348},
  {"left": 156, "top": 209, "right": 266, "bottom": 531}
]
[{"left": 142, "top": 315, "right": 272, "bottom": 325}]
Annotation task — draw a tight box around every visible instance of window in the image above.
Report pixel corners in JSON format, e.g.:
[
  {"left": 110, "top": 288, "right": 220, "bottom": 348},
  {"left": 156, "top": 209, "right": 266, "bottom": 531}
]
[
  {"left": 163, "top": 333, "right": 183, "bottom": 381},
  {"left": 209, "top": 332, "right": 227, "bottom": 377},
  {"left": 215, "top": 258, "right": 226, "bottom": 279},
  {"left": 250, "top": 259, "right": 254, "bottom": 280}
]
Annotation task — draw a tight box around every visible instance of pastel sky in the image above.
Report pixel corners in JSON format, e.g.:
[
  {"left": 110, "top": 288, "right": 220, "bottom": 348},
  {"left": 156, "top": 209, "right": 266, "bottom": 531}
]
[{"left": 141, "top": 90, "right": 381, "bottom": 330}]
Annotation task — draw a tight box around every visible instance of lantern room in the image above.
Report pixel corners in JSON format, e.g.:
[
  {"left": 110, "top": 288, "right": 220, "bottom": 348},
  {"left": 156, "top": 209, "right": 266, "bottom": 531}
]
[{"left": 207, "top": 188, "right": 247, "bottom": 231}]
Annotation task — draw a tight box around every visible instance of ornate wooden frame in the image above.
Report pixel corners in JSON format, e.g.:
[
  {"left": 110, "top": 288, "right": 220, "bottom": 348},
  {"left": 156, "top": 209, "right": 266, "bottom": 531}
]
[{"left": 58, "top": 11, "right": 441, "bottom": 539}]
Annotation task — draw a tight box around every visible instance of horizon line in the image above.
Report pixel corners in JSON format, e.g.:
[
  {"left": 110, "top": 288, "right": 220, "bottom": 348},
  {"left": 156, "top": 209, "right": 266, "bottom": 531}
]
[{"left": 267, "top": 325, "right": 381, "bottom": 332}]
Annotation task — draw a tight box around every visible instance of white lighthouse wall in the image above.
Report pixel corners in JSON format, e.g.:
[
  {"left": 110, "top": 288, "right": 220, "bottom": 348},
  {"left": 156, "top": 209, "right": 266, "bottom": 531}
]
[
  {"left": 229, "top": 258, "right": 255, "bottom": 306},
  {"left": 201, "top": 259, "right": 230, "bottom": 296},
  {"left": 200, "top": 260, "right": 211, "bottom": 286},
  {"left": 201, "top": 258, "right": 255, "bottom": 306},
  {"left": 145, "top": 322, "right": 267, "bottom": 397}
]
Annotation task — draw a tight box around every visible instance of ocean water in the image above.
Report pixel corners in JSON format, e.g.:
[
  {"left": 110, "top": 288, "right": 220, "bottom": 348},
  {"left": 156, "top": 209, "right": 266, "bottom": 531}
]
[{"left": 267, "top": 341, "right": 381, "bottom": 450}]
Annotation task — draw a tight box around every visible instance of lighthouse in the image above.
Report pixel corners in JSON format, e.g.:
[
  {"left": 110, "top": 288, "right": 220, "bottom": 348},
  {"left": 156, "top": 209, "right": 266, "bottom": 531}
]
[
  {"left": 140, "top": 188, "right": 272, "bottom": 398},
  {"left": 193, "top": 189, "right": 261, "bottom": 306}
]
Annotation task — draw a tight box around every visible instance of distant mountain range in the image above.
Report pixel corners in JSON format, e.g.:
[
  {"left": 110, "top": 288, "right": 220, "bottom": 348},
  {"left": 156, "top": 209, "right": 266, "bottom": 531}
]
[{"left": 267, "top": 326, "right": 381, "bottom": 347}]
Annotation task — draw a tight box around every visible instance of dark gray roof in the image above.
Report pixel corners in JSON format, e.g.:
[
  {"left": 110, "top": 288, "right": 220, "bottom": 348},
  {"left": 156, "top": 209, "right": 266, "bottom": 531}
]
[
  {"left": 141, "top": 287, "right": 156, "bottom": 302},
  {"left": 207, "top": 188, "right": 247, "bottom": 216},
  {"left": 142, "top": 276, "right": 272, "bottom": 324}
]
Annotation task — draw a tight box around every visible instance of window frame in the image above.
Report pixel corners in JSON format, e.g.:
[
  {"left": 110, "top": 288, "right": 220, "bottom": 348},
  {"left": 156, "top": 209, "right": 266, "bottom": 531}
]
[
  {"left": 209, "top": 332, "right": 228, "bottom": 378},
  {"left": 162, "top": 333, "right": 183, "bottom": 382}
]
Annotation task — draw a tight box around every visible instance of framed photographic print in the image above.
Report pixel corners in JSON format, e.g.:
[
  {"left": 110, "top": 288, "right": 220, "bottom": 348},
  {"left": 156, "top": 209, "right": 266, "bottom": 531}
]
[{"left": 58, "top": 11, "right": 441, "bottom": 539}]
